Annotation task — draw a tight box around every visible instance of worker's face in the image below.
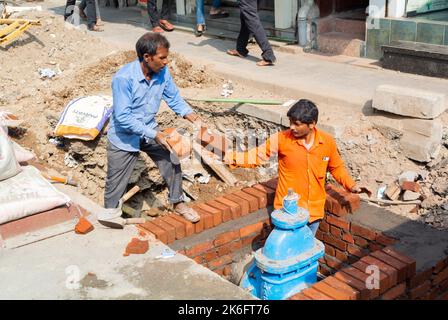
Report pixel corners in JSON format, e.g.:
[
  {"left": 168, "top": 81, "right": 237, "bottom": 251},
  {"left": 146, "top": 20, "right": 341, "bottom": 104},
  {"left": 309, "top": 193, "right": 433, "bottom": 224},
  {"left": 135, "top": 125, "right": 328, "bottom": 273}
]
[
  {"left": 289, "top": 118, "right": 315, "bottom": 139},
  {"left": 144, "top": 46, "right": 169, "bottom": 73}
]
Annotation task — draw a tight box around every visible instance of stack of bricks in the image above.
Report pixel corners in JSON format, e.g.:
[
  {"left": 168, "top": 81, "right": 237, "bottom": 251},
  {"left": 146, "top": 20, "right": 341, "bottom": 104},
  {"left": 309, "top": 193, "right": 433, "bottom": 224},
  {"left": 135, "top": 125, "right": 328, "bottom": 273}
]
[
  {"left": 317, "top": 184, "right": 398, "bottom": 276},
  {"left": 407, "top": 257, "right": 448, "bottom": 300}
]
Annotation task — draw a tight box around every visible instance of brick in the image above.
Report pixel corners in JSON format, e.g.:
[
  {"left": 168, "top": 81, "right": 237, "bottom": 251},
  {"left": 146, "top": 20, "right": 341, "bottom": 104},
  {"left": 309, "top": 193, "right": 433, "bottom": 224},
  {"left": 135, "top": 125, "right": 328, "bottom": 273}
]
[
  {"left": 352, "top": 260, "right": 391, "bottom": 294},
  {"left": 330, "top": 226, "right": 342, "bottom": 238},
  {"left": 74, "top": 217, "right": 94, "bottom": 234},
  {"left": 242, "top": 187, "right": 268, "bottom": 209},
  {"left": 434, "top": 258, "right": 448, "bottom": 274},
  {"left": 325, "top": 245, "right": 336, "bottom": 257},
  {"left": 409, "top": 280, "right": 431, "bottom": 299},
  {"left": 347, "top": 244, "right": 369, "bottom": 258},
  {"left": 313, "top": 281, "right": 354, "bottom": 300},
  {"left": 323, "top": 234, "right": 347, "bottom": 251},
  {"left": 326, "top": 255, "right": 344, "bottom": 270},
  {"left": 160, "top": 216, "right": 186, "bottom": 240},
  {"left": 375, "top": 234, "right": 398, "bottom": 246},
  {"left": 289, "top": 293, "right": 312, "bottom": 300},
  {"left": 206, "top": 200, "right": 232, "bottom": 223},
  {"left": 319, "top": 221, "right": 330, "bottom": 233},
  {"left": 197, "top": 127, "right": 231, "bottom": 158},
  {"left": 241, "top": 234, "right": 258, "bottom": 247},
  {"left": 334, "top": 271, "right": 372, "bottom": 300},
  {"left": 223, "top": 265, "right": 232, "bottom": 277},
  {"left": 168, "top": 214, "right": 195, "bottom": 237},
  {"left": 215, "top": 196, "right": 242, "bottom": 220},
  {"left": 217, "top": 240, "right": 242, "bottom": 256},
  {"left": 382, "top": 247, "right": 416, "bottom": 278},
  {"left": 252, "top": 184, "right": 276, "bottom": 205},
  {"left": 196, "top": 203, "right": 223, "bottom": 227},
  {"left": 433, "top": 266, "right": 448, "bottom": 286},
  {"left": 325, "top": 184, "right": 360, "bottom": 216},
  {"left": 213, "top": 267, "right": 225, "bottom": 276},
  {"left": 369, "top": 243, "right": 384, "bottom": 252},
  {"left": 354, "top": 236, "right": 369, "bottom": 248},
  {"left": 400, "top": 181, "right": 421, "bottom": 193},
  {"left": 379, "top": 283, "right": 406, "bottom": 300},
  {"left": 322, "top": 276, "right": 360, "bottom": 300},
  {"left": 409, "top": 268, "right": 433, "bottom": 289},
  {"left": 361, "top": 256, "right": 398, "bottom": 288},
  {"left": 140, "top": 222, "right": 168, "bottom": 244},
  {"left": 164, "top": 128, "right": 191, "bottom": 159},
  {"left": 347, "top": 254, "right": 359, "bottom": 264},
  {"left": 232, "top": 190, "right": 259, "bottom": 213},
  {"left": 214, "top": 230, "right": 240, "bottom": 247},
  {"left": 326, "top": 215, "right": 350, "bottom": 231},
  {"left": 315, "top": 229, "right": 324, "bottom": 241},
  {"left": 351, "top": 224, "right": 377, "bottom": 241},
  {"left": 185, "top": 241, "right": 214, "bottom": 257},
  {"left": 208, "top": 255, "right": 233, "bottom": 270},
  {"left": 302, "top": 287, "right": 334, "bottom": 300},
  {"left": 151, "top": 219, "right": 176, "bottom": 244},
  {"left": 203, "top": 251, "right": 218, "bottom": 262},
  {"left": 335, "top": 249, "right": 348, "bottom": 263},
  {"left": 319, "top": 264, "right": 335, "bottom": 277},
  {"left": 193, "top": 256, "right": 204, "bottom": 264},
  {"left": 192, "top": 206, "right": 214, "bottom": 230},
  {"left": 370, "top": 250, "right": 408, "bottom": 283},
  {"left": 342, "top": 233, "right": 355, "bottom": 244},
  {"left": 261, "top": 178, "right": 278, "bottom": 191},
  {"left": 240, "top": 221, "right": 264, "bottom": 238},
  {"left": 224, "top": 194, "right": 251, "bottom": 216}
]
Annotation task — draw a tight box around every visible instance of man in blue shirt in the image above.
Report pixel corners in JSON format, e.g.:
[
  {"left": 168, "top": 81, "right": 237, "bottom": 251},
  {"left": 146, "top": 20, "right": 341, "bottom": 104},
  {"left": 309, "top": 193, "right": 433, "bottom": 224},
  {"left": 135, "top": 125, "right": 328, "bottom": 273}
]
[{"left": 105, "top": 32, "right": 201, "bottom": 223}]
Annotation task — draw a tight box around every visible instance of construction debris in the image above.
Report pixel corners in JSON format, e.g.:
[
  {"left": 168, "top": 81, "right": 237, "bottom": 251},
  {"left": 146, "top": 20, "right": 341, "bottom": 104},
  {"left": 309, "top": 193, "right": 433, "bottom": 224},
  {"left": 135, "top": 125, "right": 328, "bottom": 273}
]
[{"left": 74, "top": 217, "right": 94, "bottom": 234}]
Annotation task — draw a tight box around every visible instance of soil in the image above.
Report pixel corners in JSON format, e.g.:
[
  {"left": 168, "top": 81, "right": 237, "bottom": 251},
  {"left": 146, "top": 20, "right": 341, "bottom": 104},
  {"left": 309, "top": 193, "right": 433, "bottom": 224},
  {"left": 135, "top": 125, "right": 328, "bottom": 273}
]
[{"left": 1, "top": 10, "right": 447, "bottom": 230}]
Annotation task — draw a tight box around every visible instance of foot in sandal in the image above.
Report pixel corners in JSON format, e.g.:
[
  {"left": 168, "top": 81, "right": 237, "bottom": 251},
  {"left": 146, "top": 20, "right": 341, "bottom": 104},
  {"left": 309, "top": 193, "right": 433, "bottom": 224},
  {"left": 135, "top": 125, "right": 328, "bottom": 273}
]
[
  {"left": 226, "top": 49, "right": 247, "bottom": 58},
  {"left": 256, "top": 59, "right": 275, "bottom": 66}
]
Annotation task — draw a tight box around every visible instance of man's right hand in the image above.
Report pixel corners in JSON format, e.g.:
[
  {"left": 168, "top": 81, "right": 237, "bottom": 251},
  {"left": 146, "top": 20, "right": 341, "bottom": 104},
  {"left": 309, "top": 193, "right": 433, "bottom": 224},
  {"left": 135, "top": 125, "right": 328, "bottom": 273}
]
[{"left": 155, "top": 131, "right": 173, "bottom": 153}]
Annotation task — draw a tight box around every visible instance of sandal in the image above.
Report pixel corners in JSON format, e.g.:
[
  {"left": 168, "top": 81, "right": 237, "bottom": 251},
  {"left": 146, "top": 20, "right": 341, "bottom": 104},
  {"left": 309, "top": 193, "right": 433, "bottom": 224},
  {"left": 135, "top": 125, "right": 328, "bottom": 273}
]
[
  {"left": 159, "top": 19, "right": 174, "bottom": 32},
  {"left": 88, "top": 25, "right": 104, "bottom": 32},
  {"left": 256, "top": 59, "right": 275, "bottom": 66},
  {"left": 195, "top": 24, "right": 206, "bottom": 37},
  {"left": 174, "top": 203, "right": 200, "bottom": 223},
  {"left": 209, "top": 10, "right": 229, "bottom": 19},
  {"left": 226, "top": 49, "right": 246, "bottom": 58}
]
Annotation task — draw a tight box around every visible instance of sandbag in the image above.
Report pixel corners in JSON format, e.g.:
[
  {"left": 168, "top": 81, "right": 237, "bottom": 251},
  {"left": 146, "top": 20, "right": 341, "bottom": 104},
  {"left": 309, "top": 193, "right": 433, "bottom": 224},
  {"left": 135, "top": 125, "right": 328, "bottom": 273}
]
[
  {"left": 0, "top": 166, "right": 71, "bottom": 224},
  {"left": 0, "top": 127, "right": 21, "bottom": 181},
  {"left": 54, "top": 95, "right": 113, "bottom": 141},
  {"left": 12, "top": 141, "right": 35, "bottom": 163}
]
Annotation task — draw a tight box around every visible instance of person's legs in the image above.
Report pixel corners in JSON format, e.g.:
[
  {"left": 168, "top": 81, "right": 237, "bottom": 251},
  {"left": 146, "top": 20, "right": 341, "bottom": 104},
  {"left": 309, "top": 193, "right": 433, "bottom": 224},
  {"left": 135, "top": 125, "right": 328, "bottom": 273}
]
[
  {"left": 160, "top": 0, "right": 172, "bottom": 20},
  {"left": 196, "top": 0, "right": 205, "bottom": 25},
  {"left": 104, "top": 142, "right": 139, "bottom": 209},
  {"left": 95, "top": 0, "right": 102, "bottom": 21},
  {"left": 235, "top": 9, "right": 250, "bottom": 57},
  {"left": 307, "top": 220, "right": 321, "bottom": 236},
  {"left": 64, "top": 0, "right": 77, "bottom": 20},
  {"left": 239, "top": 0, "right": 276, "bottom": 63},
  {"left": 146, "top": 0, "right": 160, "bottom": 28}
]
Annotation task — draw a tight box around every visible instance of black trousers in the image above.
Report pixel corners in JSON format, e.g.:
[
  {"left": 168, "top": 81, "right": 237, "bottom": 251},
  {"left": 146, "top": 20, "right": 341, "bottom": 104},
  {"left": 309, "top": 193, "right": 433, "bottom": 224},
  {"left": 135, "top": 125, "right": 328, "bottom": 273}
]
[
  {"left": 64, "top": 0, "right": 97, "bottom": 28},
  {"left": 236, "top": 0, "right": 276, "bottom": 63},
  {"left": 147, "top": 0, "right": 172, "bottom": 27}
]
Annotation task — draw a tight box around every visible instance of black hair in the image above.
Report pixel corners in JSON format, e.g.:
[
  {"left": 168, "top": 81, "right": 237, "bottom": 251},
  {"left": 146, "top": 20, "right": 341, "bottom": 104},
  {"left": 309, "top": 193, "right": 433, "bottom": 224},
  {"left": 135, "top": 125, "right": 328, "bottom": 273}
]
[
  {"left": 136, "top": 32, "right": 170, "bottom": 62},
  {"left": 286, "top": 99, "right": 319, "bottom": 124}
]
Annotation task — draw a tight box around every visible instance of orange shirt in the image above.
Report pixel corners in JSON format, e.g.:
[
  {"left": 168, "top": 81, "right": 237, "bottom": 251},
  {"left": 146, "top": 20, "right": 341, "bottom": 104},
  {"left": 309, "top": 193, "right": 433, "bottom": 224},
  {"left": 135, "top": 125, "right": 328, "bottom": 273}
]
[{"left": 229, "top": 128, "right": 356, "bottom": 223}]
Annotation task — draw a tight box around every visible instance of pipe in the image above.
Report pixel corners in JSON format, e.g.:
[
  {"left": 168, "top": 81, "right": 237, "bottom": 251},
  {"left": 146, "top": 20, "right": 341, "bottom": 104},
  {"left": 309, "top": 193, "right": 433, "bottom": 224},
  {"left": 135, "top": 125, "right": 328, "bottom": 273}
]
[
  {"left": 297, "top": 0, "right": 320, "bottom": 48},
  {"left": 185, "top": 98, "right": 284, "bottom": 105}
]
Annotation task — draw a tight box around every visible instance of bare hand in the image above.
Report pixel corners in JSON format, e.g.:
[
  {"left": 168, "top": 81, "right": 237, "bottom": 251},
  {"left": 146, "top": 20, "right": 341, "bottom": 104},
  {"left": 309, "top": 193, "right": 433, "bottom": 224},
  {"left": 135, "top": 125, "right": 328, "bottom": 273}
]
[
  {"left": 184, "top": 113, "right": 202, "bottom": 128},
  {"left": 351, "top": 185, "right": 373, "bottom": 197},
  {"left": 155, "top": 131, "right": 173, "bottom": 153}
]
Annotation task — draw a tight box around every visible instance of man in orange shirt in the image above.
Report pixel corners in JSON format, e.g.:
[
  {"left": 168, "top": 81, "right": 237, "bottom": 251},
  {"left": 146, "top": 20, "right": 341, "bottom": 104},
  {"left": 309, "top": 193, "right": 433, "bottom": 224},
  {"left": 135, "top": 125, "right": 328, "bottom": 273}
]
[{"left": 225, "top": 99, "right": 370, "bottom": 235}]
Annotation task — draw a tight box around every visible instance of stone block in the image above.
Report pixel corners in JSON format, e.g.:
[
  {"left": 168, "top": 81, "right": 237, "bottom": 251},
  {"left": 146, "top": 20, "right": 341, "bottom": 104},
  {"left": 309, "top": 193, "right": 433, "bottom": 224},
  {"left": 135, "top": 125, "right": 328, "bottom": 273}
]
[
  {"left": 236, "top": 103, "right": 289, "bottom": 125},
  {"left": 401, "top": 131, "right": 441, "bottom": 162},
  {"left": 373, "top": 84, "right": 446, "bottom": 119}
]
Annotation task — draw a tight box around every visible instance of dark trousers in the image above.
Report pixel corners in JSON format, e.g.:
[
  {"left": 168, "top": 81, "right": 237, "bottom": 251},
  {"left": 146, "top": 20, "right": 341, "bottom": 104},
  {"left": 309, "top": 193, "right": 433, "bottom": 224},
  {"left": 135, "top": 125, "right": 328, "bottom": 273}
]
[
  {"left": 64, "top": 0, "right": 76, "bottom": 20},
  {"left": 236, "top": 0, "right": 276, "bottom": 63},
  {"left": 147, "top": 0, "right": 172, "bottom": 27},
  {"left": 104, "top": 138, "right": 183, "bottom": 209},
  {"left": 64, "top": 0, "right": 97, "bottom": 28}
]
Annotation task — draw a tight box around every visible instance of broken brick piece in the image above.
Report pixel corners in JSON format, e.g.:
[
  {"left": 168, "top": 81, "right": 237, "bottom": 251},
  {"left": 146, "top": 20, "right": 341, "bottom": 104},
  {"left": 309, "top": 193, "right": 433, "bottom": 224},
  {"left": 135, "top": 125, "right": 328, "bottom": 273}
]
[
  {"left": 197, "top": 127, "right": 231, "bottom": 158},
  {"left": 164, "top": 128, "right": 192, "bottom": 159},
  {"left": 75, "top": 217, "right": 94, "bottom": 234},
  {"left": 400, "top": 181, "right": 421, "bottom": 193},
  {"left": 123, "top": 238, "right": 149, "bottom": 256}
]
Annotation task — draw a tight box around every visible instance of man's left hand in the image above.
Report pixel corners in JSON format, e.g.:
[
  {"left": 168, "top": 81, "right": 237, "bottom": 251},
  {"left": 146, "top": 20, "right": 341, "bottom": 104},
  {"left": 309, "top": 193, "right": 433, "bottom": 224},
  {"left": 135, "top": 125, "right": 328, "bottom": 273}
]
[
  {"left": 351, "top": 185, "right": 373, "bottom": 197},
  {"left": 184, "top": 112, "right": 202, "bottom": 128}
]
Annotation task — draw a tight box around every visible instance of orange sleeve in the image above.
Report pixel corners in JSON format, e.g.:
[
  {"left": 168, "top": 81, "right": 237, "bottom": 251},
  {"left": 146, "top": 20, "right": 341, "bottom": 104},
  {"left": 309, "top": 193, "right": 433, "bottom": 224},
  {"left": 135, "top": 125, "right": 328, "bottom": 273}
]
[{"left": 327, "top": 138, "right": 356, "bottom": 190}]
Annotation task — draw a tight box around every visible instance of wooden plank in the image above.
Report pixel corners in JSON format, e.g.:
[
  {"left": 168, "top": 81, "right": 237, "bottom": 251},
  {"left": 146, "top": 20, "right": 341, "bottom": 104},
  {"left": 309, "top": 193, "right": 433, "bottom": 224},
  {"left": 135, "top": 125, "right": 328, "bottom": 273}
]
[
  {"left": 0, "top": 22, "right": 31, "bottom": 45},
  {"left": 0, "top": 21, "right": 19, "bottom": 38},
  {"left": 0, "top": 18, "right": 40, "bottom": 25},
  {"left": 192, "top": 142, "right": 237, "bottom": 186}
]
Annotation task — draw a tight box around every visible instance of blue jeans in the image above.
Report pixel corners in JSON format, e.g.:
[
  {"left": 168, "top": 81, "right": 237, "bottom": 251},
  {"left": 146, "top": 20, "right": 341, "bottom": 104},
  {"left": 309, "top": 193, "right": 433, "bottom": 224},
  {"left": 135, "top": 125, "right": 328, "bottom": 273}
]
[
  {"left": 308, "top": 220, "right": 321, "bottom": 236},
  {"left": 196, "top": 0, "right": 221, "bottom": 25}
]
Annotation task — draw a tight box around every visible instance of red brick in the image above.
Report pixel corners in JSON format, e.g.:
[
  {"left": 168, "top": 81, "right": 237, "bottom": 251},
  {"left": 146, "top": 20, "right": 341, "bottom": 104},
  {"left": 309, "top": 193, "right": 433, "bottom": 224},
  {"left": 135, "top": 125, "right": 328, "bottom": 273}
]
[
  {"left": 437, "top": 291, "right": 448, "bottom": 300},
  {"left": 325, "top": 245, "right": 336, "bottom": 257},
  {"left": 352, "top": 260, "right": 391, "bottom": 294},
  {"left": 196, "top": 203, "right": 223, "bottom": 227},
  {"left": 370, "top": 250, "right": 408, "bottom": 283},
  {"left": 354, "top": 236, "right": 369, "bottom": 248},
  {"left": 242, "top": 187, "right": 268, "bottom": 209},
  {"left": 193, "top": 256, "right": 204, "bottom": 264},
  {"left": 315, "top": 229, "right": 324, "bottom": 241},
  {"left": 140, "top": 222, "right": 168, "bottom": 244},
  {"left": 206, "top": 200, "right": 232, "bottom": 223},
  {"left": 361, "top": 255, "right": 398, "bottom": 288},
  {"left": 347, "top": 244, "right": 369, "bottom": 258},
  {"left": 217, "top": 240, "right": 242, "bottom": 256},
  {"left": 323, "top": 233, "right": 347, "bottom": 251},
  {"left": 325, "top": 184, "right": 360, "bottom": 216},
  {"left": 192, "top": 206, "right": 214, "bottom": 230},
  {"left": 335, "top": 249, "right": 349, "bottom": 263},
  {"left": 409, "top": 268, "right": 433, "bottom": 289},
  {"left": 313, "top": 281, "right": 354, "bottom": 300},
  {"left": 409, "top": 280, "right": 431, "bottom": 299},
  {"left": 379, "top": 283, "right": 406, "bottom": 300},
  {"left": 400, "top": 181, "right": 421, "bottom": 193},
  {"left": 232, "top": 190, "right": 259, "bottom": 213},
  {"left": 334, "top": 271, "right": 372, "bottom": 300},
  {"left": 319, "top": 264, "right": 335, "bottom": 277},
  {"left": 434, "top": 258, "right": 448, "bottom": 274},
  {"left": 252, "top": 184, "right": 276, "bottom": 205},
  {"left": 261, "top": 178, "right": 278, "bottom": 191},
  {"left": 203, "top": 251, "right": 219, "bottom": 262},
  {"left": 330, "top": 226, "right": 342, "bottom": 238},
  {"left": 185, "top": 241, "right": 214, "bottom": 257},
  {"left": 215, "top": 196, "right": 242, "bottom": 220},
  {"left": 240, "top": 221, "right": 264, "bottom": 238},
  {"left": 326, "top": 215, "right": 350, "bottom": 231},
  {"left": 289, "top": 293, "right": 312, "bottom": 300},
  {"left": 322, "top": 276, "right": 360, "bottom": 300},
  {"left": 302, "top": 287, "right": 334, "bottom": 300},
  {"left": 382, "top": 247, "right": 416, "bottom": 278},
  {"left": 197, "top": 127, "right": 231, "bottom": 158},
  {"left": 224, "top": 194, "right": 250, "bottom": 216},
  {"left": 325, "top": 195, "right": 337, "bottom": 214},
  {"left": 342, "top": 233, "right": 355, "bottom": 244},
  {"left": 208, "top": 255, "right": 233, "bottom": 270},
  {"left": 369, "top": 243, "right": 384, "bottom": 252},
  {"left": 351, "top": 224, "right": 377, "bottom": 241},
  {"left": 168, "top": 214, "right": 194, "bottom": 237},
  {"left": 214, "top": 230, "right": 240, "bottom": 247},
  {"left": 326, "top": 255, "right": 344, "bottom": 270},
  {"left": 319, "top": 221, "right": 330, "bottom": 233},
  {"left": 223, "top": 265, "right": 232, "bottom": 277},
  {"left": 160, "top": 216, "right": 186, "bottom": 240},
  {"left": 433, "top": 266, "right": 448, "bottom": 285},
  {"left": 213, "top": 267, "right": 225, "bottom": 276},
  {"left": 74, "top": 217, "right": 94, "bottom": 235},
  {"left": 151, "top": 219, "right": 176, "bottom": 244},
  {"left": 241, "top": 234, "right": 258, "bottom": 247},
  {"left": 164, "top": 128, "right": 192, "bottom": 159},
  {"left": 375, "top": 234, "right": 398, "bottom": 246}
]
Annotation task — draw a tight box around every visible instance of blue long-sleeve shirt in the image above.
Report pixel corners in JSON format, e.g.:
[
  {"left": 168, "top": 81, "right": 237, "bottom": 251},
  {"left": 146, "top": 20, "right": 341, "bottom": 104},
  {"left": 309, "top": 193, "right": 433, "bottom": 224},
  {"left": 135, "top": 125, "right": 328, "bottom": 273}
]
[{"left": 107, "top": 59, "right": 193, "bottom": 152}]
